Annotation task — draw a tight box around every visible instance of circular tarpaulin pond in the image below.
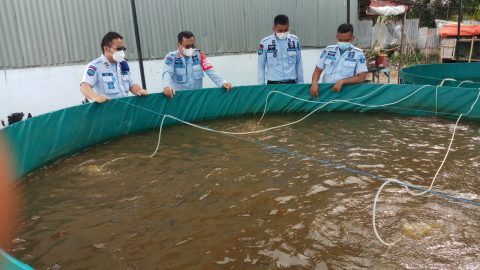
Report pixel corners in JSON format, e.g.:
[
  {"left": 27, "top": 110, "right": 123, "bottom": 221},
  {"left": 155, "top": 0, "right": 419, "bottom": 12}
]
[
  {"left": 400, "top": 62, "right": 480, "bottom": 88},
  {"left": 1, "top": 84, "right": 480, "bottom": 269}
]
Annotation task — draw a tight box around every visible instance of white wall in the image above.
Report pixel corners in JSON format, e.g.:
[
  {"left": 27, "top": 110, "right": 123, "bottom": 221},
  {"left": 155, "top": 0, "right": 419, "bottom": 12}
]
[{"left": 0, "top": 49, "right": 322, "bottom": 126}]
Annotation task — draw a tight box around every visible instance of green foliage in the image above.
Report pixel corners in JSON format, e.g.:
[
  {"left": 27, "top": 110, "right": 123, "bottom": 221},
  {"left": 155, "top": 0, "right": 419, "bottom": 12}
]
[
  {"left": 389, "top": 48, "right": 440, "bottom": 66},
  {"left": 408, "top": 0, "right": 480, "bottom": 27}
]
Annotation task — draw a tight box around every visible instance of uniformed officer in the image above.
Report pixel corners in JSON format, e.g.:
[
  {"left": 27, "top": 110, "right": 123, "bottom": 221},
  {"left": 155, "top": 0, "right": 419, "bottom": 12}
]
[
  {"left": 258, "top": 15, "right": 304, "bottom": 85},
  {"left": 80, "top": 32, "right": 148, "bottom": 103},
  {"left": 310, "top": 23, "right": 367, "bottom": 96},
  {"left": 162, "top": 31, "right": 233, "bottom": 98}
]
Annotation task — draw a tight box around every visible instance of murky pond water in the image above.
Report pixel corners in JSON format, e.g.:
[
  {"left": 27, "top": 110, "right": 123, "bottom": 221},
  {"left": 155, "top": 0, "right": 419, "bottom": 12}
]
[{"left": 10, "top": 113, "right": 480, "bottom": 269}]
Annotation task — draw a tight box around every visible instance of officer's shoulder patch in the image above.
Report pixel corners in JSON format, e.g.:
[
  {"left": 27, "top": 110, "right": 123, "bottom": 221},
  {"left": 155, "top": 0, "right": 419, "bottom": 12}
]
[
  {"left": 258, "top": 44, "right": 264, "bottom": 55},
  {"left": 359, "top": 56, "right": 366, "bottom": 64},
  {"left": 166, "top": 52, "right": 176, "bottom": 59},
  {"left": 320, "top": 50, "right": 326, "bottom": 58},
  {"left": 87, "top": 65, "right": 97, "bottom": 76},
  {"left": 165, "top": 56, "right": 173, "bottom": 65}
]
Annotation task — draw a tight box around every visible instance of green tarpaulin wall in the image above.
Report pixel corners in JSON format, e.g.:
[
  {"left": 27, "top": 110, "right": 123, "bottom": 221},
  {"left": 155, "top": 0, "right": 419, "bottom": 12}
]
[
  {"left": 3, "top": 83, "right": 480, "bottom": 179},
  {"left": 1, "top": 83, "right": 480, "bottom": 270},
  {"left": 400, "top": 62, "right": 480, "bottom": 88}
]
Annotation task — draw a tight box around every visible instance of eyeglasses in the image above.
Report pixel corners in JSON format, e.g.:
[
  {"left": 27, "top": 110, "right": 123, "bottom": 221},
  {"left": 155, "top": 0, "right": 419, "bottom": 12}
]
[{"left": 111, "top": 47, "right": 127, "bottom": 51}]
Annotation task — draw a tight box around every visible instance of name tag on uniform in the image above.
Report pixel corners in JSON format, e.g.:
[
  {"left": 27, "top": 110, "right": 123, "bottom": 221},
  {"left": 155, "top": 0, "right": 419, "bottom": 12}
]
[
  {"left": 288, "top": 40, "right": 296, "bottom": 49},
  {"left": 267, "top": 45, "right": 276, "bottom": 52},
  {"left": 174, "top": 58, "right": 184, "bottom": 68},
  {"left": 102, "top": 73, "right": 113, "bottom": 77}
]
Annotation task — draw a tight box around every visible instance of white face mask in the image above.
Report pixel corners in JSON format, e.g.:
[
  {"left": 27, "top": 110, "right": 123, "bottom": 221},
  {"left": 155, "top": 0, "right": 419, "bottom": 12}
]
[
  {"left": 337, "top": 42, "right": 352, "bottom": 51},
  {"left": 112, "top": 50, "right": 125, "bottom": 62},
  {"left": 182, "top": 47, "right": 195, "bottom": 57},
  {"left": 276, "top": 32, "right": 289, "bottom": 40}
]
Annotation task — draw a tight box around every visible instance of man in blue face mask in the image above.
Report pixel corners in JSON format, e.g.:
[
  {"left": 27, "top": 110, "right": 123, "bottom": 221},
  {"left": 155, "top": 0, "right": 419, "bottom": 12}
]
[{"left": 310, "top": 23, "right": 368, "bottom": 96}]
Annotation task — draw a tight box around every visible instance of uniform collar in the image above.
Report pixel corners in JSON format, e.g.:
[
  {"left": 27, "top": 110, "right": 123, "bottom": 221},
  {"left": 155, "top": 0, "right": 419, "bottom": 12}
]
[
  {"left": 175, "top": 49, "right": 191, "bottom": 59},
  {"left": 174, "top": 50, "right": 182, "bottom": 58},
  {"left": 334, "top": 46, "right": 354, "bottom": 52},
  {"left": 274, "top": 34, "right": 288, "bottom": 42},
  {"left": 100, "top": 54, "right": 117, "bottom": 67},
  {"left": 174, "top": 49, "right": 199, "bottom": 59}
]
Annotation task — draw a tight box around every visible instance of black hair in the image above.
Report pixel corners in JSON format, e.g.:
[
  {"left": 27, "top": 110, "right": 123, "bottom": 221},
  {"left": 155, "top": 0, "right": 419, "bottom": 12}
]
[
  {"left": 337, "top": 23, "right": 354, "bottom": 34},
  {"left": 178, "top": 31, "right": 195, "bottom": 43},
  {"left": 101, "top": 32, "right": 123, "bottom": 52},
  {"left": 274, "top": 15, "right": 289, "bottom": 26}
]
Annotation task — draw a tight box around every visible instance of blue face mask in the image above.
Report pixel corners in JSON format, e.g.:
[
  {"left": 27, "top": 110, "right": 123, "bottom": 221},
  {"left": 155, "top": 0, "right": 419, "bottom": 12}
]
[{"left": 337, "top": 42, "right": 352, "bottom": 51}]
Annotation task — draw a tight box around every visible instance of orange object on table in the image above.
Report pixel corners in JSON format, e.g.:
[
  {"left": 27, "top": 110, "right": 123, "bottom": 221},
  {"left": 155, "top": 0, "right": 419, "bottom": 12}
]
[{"left": 375, "top": 53, "right": 389, "bottom": 67}]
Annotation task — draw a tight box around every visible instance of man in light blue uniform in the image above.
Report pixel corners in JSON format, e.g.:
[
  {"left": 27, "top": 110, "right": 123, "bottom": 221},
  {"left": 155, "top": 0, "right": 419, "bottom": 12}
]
[
  {"left": 310, "top": 23, "right": 368, "bottom": 96},
  {"left": 258, "top": 14, "right": 303, "bottom": 85},
  {"left": 162, "top": 31, "right": 233, "bottom": 98},
  {"left": 80, "top": 32, "right": 148, "bottom": 103}
]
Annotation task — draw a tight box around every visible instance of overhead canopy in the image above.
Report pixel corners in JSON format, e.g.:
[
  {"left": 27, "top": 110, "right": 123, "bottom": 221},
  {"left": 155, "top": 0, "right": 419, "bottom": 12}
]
[
  {"left": 438, "top": 24, "right": 480, "bottom": 38},
  {"left": 366, "top": 0, "right": 408, "bottom": 16}
]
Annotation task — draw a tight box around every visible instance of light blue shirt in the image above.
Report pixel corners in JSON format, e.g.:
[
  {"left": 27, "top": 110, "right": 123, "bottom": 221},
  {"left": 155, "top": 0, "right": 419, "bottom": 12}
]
[
  {"left": 81, "top": 54, "right": 134, "bottom": 99},
  {"left": 316, "top": 45, "right": 368, "bottom": 83},
  {"left": 257, "top": 34, "right": 304, "bottom": 84},
  {"left": 162, "top": 50, "right": 226, "bottom": 91}
]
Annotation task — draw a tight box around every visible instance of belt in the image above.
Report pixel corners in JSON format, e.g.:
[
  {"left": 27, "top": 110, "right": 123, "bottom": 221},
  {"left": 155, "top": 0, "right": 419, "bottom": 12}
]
[{"left": 267, "top": 80, "right": 297, "bottom": 85}]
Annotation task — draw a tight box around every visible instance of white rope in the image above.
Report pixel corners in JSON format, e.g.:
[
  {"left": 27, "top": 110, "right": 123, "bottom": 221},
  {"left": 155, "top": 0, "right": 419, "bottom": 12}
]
[
  {"left": 409, "top": 89, "right": 480, "bottom": 196},
  {"left": 149, "top": 115, "right": 168, "bottom": 158},
  {"left": 457, "top": 80, "right": 474, "bottom": 88},
  {"left": 147, "top": 83, "right": 480, "bottom": 247},
  {"left": 149, "top": 84, "right": 430, "bottom": 158},
  {"left": 439, "top": 78, "right": 477, "bottom": 88},
  {"left": 109, "top": 82, "right": 480, "bottom": 248},
  {"left": 372, "top": 180, "right": 404, "bottom": 246},
  {"left": 439, "top": 78, "right": 456, "bottom": 87},
  {"left": 372, "top": 88, "right": 480, "bottom": 246},
  {"left": 258, "top": 84, "right": 391, "bottom": 124}
]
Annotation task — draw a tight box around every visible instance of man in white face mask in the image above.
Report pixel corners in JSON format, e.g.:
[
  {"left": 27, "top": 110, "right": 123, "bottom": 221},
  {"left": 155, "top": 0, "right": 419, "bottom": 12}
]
[
  {"left": 162, "top": 31, "right": 233, "bottom": 98},
  {"left": 80, "top": 32, "right": 148, "bottom": 103},
  {"left": 310, "top": 23, "right": 368, "bottom": 96},
  {"left": 257, "top": 14, "right": 304, "bottom": 85}
]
